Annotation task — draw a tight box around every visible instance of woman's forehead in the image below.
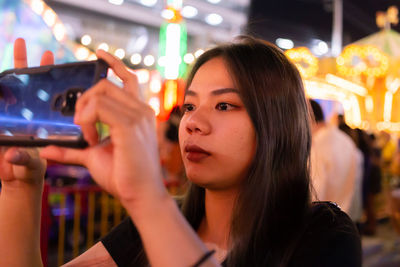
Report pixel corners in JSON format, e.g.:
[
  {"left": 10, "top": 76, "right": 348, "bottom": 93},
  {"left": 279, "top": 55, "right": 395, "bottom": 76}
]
[{"left": 189, "top": 57, "right": 235, "bottom": 91}]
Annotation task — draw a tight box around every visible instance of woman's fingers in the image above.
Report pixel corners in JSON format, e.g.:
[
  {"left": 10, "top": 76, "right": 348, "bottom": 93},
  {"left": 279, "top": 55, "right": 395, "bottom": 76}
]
[
  {"left": 96, "top": 49, "right": 140, "bottom": 96},
  {"left": 13, "top": 38, "right": 27, "bottom": 68},
  {"left": 77, "top": 94, "right": 142, "bottom": 136},
  {"left": 40, "top": 146, "right": 87, "bottom": 166},
  {"left": 14, "top": 38, "right": 54, "bottom": 68},
  {"left": 40, "top": 50, "right": 54, "bottom": 66},
  {"left": 0, "top": 147, "right": 46, "bottom": 183},
  {"left": 75, "top": 79, "right": 144, "bottom": 115}
]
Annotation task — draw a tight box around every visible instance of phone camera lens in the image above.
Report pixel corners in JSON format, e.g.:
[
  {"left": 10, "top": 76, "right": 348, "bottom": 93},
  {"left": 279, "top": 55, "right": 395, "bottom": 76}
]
[{"left": 53, "top": 95, "right": 63, "bottom": 110}]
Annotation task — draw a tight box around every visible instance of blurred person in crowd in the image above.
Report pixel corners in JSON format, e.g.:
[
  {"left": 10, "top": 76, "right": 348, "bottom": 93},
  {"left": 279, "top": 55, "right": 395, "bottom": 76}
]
[
  {"left": 380, "top": 131, "right": 396, "bottom": 176},
  {"left": 157, "top": 106, "right": 186, "bottom": 192},
  {"left": 309, "top": 100, "right": 362, "bottom": 222},
  {"left": 363, "top": 134, "right": 382, "bottom": 235},
  {"left": 0, "top": 37, "right": 361, "bottom": 267}
]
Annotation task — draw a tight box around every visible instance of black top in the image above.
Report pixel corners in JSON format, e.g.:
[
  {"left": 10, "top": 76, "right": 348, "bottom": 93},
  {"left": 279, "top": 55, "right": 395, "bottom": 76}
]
[{"left": 101, "top": 202, "right": 361, "bottom": 267}]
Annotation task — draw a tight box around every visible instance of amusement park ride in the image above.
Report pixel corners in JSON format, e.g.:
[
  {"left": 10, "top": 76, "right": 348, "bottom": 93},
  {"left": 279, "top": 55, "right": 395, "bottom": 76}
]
[{"left": 286, "top": 6, "right": 400, "bottom": 133}]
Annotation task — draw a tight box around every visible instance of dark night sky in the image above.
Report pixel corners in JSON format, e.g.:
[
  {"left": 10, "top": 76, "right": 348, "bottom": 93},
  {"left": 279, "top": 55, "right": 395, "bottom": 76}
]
[{"left": 247, "top": 0, "right": 400, "bottom": 48}]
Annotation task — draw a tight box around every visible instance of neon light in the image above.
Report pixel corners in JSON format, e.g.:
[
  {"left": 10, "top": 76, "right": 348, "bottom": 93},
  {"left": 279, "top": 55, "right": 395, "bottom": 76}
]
[
  {"left": 325, "top": 74, "right": 367, "bottom": 96},
  {"left": 165, "top": 23, "right": 181, "bottom": 79},
  {"left": 384, "top": 91, "right": 393, "bottom": 122},
  {"left": 365, "top": 95, "right": 373, "bottom": 113},
  {"left": 164, "top": 80, "right": 178, "bottom": 112},
  {"left": 158, "top": 22, "right": 187, "bottom": 79}
]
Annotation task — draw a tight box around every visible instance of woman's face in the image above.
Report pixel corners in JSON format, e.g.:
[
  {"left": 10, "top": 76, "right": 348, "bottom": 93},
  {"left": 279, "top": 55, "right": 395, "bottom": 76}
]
[{"left": 179, "top": 57, "right": 256, "bottom": 190}]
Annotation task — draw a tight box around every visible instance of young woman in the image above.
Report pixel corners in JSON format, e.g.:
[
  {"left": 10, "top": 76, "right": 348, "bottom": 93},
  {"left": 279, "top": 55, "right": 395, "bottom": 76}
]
[{"left": 0, "top": 37, "right": 361, "bottom": 267}]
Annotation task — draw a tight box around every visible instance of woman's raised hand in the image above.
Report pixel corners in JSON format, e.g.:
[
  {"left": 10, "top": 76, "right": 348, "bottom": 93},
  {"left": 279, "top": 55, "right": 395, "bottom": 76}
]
[
  {"left": 0, "top": 38, "right": 53, "bottom": 189},
  {"left": 40, "top": 50, "right": 167, "bottom": 206}
]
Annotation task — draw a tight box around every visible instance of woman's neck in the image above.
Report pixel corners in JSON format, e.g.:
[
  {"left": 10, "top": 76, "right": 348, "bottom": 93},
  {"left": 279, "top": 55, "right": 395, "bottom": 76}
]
[{"left": 197, "top": 188, "right": 238, "bottom": 250}]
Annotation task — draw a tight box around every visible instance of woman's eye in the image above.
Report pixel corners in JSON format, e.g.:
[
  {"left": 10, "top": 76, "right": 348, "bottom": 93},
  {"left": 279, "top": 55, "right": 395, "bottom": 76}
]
[
  {"left": 182, "top": 104, "right": 195, "bottom": 112},
  {"left": 216, "top": 103, "right": 234, "bottom": 111}
]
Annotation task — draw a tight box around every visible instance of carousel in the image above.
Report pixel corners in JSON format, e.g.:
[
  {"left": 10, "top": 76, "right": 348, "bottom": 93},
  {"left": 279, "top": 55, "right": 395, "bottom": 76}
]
[{"left": 285, "top": 6, "right": 400, "bottom": 134}]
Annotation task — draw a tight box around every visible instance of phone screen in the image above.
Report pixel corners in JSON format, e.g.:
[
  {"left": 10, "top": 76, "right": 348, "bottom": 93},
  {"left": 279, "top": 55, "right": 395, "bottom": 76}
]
[{"left": 0, "top": 60, "right": 108, "bottom": 147}]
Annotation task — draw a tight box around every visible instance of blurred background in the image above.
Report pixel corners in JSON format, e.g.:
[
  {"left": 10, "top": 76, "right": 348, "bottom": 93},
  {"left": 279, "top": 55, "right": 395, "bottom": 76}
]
[{"left": 1, "top": 0, "right": 400, "bottom": 266}]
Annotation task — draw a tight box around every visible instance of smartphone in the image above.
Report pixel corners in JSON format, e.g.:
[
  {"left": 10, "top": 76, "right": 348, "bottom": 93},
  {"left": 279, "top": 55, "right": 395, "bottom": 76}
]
[{"left": 0, "top": 60, "right": 108, "bottom": 148}]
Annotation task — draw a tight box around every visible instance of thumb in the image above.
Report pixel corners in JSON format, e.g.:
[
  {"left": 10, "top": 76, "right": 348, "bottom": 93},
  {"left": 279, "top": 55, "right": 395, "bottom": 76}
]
[{"left": 5, "top": 147, "right": 42, "bottom": 169}]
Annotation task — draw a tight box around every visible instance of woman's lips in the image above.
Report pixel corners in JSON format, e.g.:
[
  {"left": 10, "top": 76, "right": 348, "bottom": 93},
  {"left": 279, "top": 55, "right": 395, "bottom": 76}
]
[
  {"left": 185, "top": 145, "right": 211, "bottom": 162},
  {"left": 186, "top": 151, "right": 210, "bottom": 162}
]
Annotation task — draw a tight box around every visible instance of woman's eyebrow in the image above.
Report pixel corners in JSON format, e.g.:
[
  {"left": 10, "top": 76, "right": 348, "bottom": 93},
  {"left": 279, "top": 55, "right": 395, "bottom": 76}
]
[
  {"left": 211, "top": 88, "right": 239, "bottom": 95},
  {"left": 185, "top": 88, "right": 239, "bottom": 97}
]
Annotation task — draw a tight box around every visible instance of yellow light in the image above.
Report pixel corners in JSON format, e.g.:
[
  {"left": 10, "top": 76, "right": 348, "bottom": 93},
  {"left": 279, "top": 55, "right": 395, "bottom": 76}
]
[
  {"left": 361, "top": 121, "right": 370, "bottom": 130},
  {"left": 148, "top": 97, "right": 161, "bottom": 116},
  {"left": 365, "top": 95, "right": 373, "bottom": 113},
  {"left": 31, "top": 0, "right": 44, "bottom": 15},
  {"left": 389, "top": 122, "right": 400, "bottom": 132},
  {"left": 75, "top": 47, "right": 90, "bottom": 60},
  {"left": 133, "top": 69, "right": 150, "bottom": 84},
  {"left": 98, "top": 43, "right": 109, "bottom": 52},
  {"left": 304, "top": 80, "right": 346, "bottom": 101},
  {"left": 53, "top": 23, "right": 66, "bottom": 41},
  {"left": 164, "top": 80, "right": 178, "bottom": 112},
  {"left": 115, "top": 48, "right": 126, "bottom": 59},
  {"left": 150, "top": 79, "right": 162, "bottom": 93},
  {"left": 88, "top": 54, "right": 98, "bottom": 60},
  {"left": 130, "top": 53, "right": 142, "bottom": 65},
  {"left": 194, "top": 49, "right": 204, "bottom": 58},
  {"left": 325, "top": 74, "right": 367, "bottom": 96},
  {"left": 377, "top": 122, "right": 385, "bottom": 131},
  {"left": 337, "top": 57, "right": 345, "bottom": 65},
  {"left": 337, "top": 44, "right": 389, "bottom": 77},
  {"left": 43, "top": 8, "right": 56, "bottom": 27},
  {"left": 377, "top": 121, "right": 395, "bottom": 131},
  {"left": 184, "top": 53, "right": 195, "bottom": 64},
  {"left": 144, "top": 55, "right": 155, "bottom": 67},
  {"left": 366, "top": 76, "right": 375, "bottom": 89},
  {"left": 386, "top": 76, "right": 400, "bottom": 94},
  {"left": 285, "top": 47, "right": 318, "bottom": 79},
  {"left": 303, "top": 79, "right": 362, "bottom": 127},
  {"left": 350, "top": 95, "right": 362, "bottom": 127},
  {"left": 81, "top": 35, "right": 92, "bottom": 46},
  {"left": 384, "top": 91, "right": 393, "bottom": 122}
]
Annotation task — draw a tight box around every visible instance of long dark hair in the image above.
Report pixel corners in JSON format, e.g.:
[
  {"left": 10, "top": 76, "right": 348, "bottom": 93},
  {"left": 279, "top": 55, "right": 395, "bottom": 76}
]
[{"left": 181, "top": 36, "right": 312, "bottom": 266}]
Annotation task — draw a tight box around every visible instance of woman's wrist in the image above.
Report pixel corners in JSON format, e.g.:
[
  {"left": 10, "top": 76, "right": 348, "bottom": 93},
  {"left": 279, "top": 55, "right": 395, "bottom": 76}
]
[
  {"left": 122, "top": 187, "right": 175, "bottom": 224},
  {"left": 1, "top": 180, "right": 44, "bottom": 198}
]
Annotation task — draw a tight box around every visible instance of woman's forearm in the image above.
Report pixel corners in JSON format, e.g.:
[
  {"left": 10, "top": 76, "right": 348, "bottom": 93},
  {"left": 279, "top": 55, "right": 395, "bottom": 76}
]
[
  {"left": 0, "top": 183, "right": 43, "bottom": 267},
  {"left": 125, "top": 193, "right": 220, "bottom": 267}
]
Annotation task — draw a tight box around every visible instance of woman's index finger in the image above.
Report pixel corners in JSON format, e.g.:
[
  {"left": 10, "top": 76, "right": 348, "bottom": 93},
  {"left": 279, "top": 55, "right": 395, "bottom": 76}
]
[
  {"left": 96, "top": 49, "right": 140, "bottom": 96},
  {"left": 13, "top": 38, "right": 28, "bottom": 68}
]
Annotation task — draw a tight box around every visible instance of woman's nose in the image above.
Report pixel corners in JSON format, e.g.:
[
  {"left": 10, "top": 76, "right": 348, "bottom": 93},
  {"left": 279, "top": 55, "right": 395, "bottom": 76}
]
[{"left": 185, "top": 108, "right": 211, "bottom": 135}]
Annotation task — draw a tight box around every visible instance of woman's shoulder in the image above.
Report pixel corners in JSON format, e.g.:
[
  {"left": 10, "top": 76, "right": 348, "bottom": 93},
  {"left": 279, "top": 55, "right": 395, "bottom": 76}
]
[
  {"left": 308, "top": 201, "right": 355, "bottom": 230},
  {"left": 306, "top": 201, "right": 361, "bottom": 243},
  {"left": 289, "top": 201, "right": 362, "bottom": 267}
]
